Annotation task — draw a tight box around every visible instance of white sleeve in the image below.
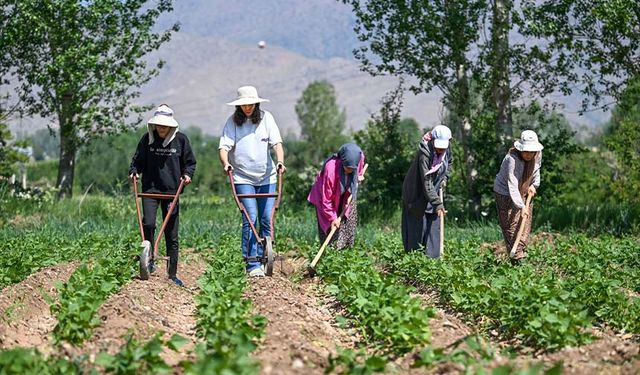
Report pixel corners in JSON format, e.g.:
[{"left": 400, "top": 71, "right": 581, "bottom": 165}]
[
  {"left": 218, "top": 117, "right": 235, "bottom": 151},
  {"left": 532, "top": 153, "right": 542, "bottom": 188},
  {"left": 265, "top": 112, "right": 282, "bottom": 147}
]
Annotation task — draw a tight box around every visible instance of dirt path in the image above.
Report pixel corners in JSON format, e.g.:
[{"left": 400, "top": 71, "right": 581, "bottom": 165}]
[
  {"left": 530, "top": 329, "right": 640, "bottom": 375},
  {"left": 0, "top": 262, "right": 78, "bottom": 354},
  {"left": 248, "top": 257, "right": 357, "bottom": 374},
  {"left": 63, "top": 250, "right": 206, "bottom": 366}
]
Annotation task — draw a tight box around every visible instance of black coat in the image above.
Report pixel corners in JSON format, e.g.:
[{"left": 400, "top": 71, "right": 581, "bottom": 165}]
[{"left": 401, "top": 139, "right": 452, "bottom": 218}]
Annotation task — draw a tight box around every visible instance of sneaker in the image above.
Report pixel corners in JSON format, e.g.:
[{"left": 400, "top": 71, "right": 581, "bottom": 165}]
[
  {"left": 148, "top": 259, "right": 156, "bottom": 274},
  {"left": 169, "top": 276, "right": 184, "bottom": 287},
  {"left": 248, "top": 267, "right": 265, "bottom": 278}
]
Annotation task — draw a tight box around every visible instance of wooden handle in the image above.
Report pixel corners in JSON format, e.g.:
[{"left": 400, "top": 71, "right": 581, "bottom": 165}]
[
  {"left": 510, "top": 194, "right": 534, "bottom": 258},
  {"left": 309, "top": 163, "right": 368, "bottom": 270},
  {"left": 439, "top": 186, "right": 444, "bottom": 258},
  {"left": 310, "top": 225, "right": 338, "bottom": 269}
]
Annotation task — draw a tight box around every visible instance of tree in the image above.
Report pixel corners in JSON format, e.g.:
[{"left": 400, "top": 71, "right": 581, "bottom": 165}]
[
  {"left": 511, "top": 103, "right": 582, "bottom": 204},
  {"left": 0, "top": 122, "right": 28, "bottom": 179},
  {"left": 341, "top": 0, "right": 638, "bottom": 214},
  {"left": 604, "top": 78, "right": 640, "bottom": 204},
  {"left": 2, "top": 0, "right": 179, "bottom": 198},
  {"left": 354, "top": 85, "right": 417, "bottom": 217},
  {"left": 520, "top": 0, "right": 640, "bottom": 111},
  {"left": 295, "top": 80, "right": 347, "bottom": 165}
]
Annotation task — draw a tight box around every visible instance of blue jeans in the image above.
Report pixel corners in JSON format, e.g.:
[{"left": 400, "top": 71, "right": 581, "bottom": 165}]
[{"left": 236, "top": 183, "right": 276, "bottom": 271}]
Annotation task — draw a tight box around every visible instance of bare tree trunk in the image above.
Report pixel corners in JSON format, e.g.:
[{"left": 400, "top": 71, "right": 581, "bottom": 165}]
[
  {"left": 454, "top": 63, "right": 481, "bottom": 214},
  {"left": 56, "top": 93, "right": 76, "bottom": 199},
  {"left": 491, "top": 0, "right": 513, "bottom": 159}
]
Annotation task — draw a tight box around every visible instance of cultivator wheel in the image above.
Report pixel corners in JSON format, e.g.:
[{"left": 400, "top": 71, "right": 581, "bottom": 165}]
[
  {"left": 139, "top": 240, "right": 151, "bottom": 280},
  {"left": 264, "top": 236, "right": 274, "bottom": 276}
]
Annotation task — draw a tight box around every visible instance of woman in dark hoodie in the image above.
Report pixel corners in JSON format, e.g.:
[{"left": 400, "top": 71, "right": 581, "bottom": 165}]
[
  {"left": 401, "top": 125, "right": 452, "bottom": 258},
  {"left": 129, "top": 104, "right": 196, "bottom": 286}
]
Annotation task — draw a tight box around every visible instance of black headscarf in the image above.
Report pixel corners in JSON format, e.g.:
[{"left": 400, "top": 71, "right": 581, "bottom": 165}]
[{"left": 323, "top": 143, "right": 362, "bottom": 203}]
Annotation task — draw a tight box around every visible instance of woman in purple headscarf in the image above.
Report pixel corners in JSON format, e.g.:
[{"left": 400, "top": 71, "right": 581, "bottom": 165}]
[{"left": 308, "top": 143, "right": 366, "bottom": 250}]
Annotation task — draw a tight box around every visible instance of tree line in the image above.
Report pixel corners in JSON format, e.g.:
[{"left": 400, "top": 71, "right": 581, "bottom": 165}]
[{"left": 1, "top": 0, "right": 639, "bottom": 220}]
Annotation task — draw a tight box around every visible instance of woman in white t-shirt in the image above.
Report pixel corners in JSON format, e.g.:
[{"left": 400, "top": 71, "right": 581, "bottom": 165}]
[{"left": 219, "top": 86, "right": 286, "bottom": 277}]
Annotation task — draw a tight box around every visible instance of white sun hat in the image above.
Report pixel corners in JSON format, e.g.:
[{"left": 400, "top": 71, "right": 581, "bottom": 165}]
[
  {"left": 432, "top": 125, "right": 452, "bottom": 149},
  {"left": 147, "top": 104, "right": 179, "bottom": 128},
  {"left": 226, "top": 85, "right": 270, "bottom": 106},
  {"left": 514, "top": 130, "right": 544, "bottom": 152}
]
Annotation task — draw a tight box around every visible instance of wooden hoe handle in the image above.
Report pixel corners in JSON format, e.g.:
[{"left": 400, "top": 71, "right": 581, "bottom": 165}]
[
  {"left": 309, "top": 163, "right": 368, "bottom": 270},
  {"left": 510, "top": 194, "right": 534, "bottom": 259}
]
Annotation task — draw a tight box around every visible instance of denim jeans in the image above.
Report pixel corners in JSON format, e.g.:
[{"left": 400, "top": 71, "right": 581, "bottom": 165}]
[{"left": 236, "top": 183, "right": 276, "bottom": 271}]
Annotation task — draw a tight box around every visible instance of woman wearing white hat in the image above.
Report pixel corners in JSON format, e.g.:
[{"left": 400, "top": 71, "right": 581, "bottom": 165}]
[
  {"left": 219, "top": 86, "right": 286, "bottom": 277},
  {"left": 494, "top": 130, "right": 543, "bottom": 264},
  {"left": 129, "top": 104, "right": 197, "bottom": 286},
  {"left": 401, "top": 125, "right": 453, "bottom": 258}
]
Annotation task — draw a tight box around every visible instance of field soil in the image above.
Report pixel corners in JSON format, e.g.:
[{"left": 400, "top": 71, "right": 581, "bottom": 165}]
[
  {"left": 0, "top": 248, "right": 638, "bottom": 374},
  {"left": 0, "top": 262, "right": 79, "bottom": 354},
  {"left": 248, "top": 256, "right": 357, "bottom": 374}
]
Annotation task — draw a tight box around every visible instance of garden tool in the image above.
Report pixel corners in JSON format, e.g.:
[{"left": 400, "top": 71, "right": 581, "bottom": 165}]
[
  {"left": 438, "top": 186, "right": 445, "bottom": 258},
  {"left": 308, "top": 163, "right": 368, "bottom": 275},
  {"left": 132, "top": 176, "right": 185, "bottom": 280},
  {"left": 510, "top": 193, "right": 534, "bottom": 259}
]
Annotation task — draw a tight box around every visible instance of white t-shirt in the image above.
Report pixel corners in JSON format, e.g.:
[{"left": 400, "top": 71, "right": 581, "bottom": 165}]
[{"left": 219, "top": 110, "right": 283, "bottom": 185}]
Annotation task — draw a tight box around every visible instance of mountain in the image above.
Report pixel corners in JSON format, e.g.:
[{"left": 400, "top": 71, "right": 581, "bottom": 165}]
[
  {"left": 141, "top": 32, "right": 442, "bottom": 136},
  {"left": 158, "top": 0, "right": 360, "bottom": 60},
  {"left": 7, "top": 0, "right": 609, "bottom": 138}
]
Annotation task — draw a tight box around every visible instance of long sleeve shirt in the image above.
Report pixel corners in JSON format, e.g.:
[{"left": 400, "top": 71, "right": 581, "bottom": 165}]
[
  {"left": 129, "top": 131, "right": 196, "bottom": 194},
  {"left": 493, "top": 152, "right": 541, "bottom": 209},
  {"left": 402, "top": 139, "right": 452, "bottom": 217},
  {"left": 307, "top": 154, "right": 365, "bottom": 233}
]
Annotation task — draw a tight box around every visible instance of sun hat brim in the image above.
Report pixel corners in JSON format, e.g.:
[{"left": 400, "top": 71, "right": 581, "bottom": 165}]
[
  {"left": 433, "top": 139, "right": 450, "bottom": 149},
  {"left": 148, "top": 116, "right": 179, "bottom": 128},
  {"left": 514, "top": 140, "right": 543, "bottom": 152},
  {"left": 226, "top": 97, "right": 270, "bottom": 106}
]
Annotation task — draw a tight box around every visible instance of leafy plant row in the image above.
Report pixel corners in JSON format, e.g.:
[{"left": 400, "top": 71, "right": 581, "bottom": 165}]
[
  {"left": 0, "top": 232, "right": 100, "bottom": 289},
  {"left": 183, "top": 235, "right": 265, "bottom": 375},
  {"left": 376, "top": 235, "right": 593, "bottom": 350},
  {"left": 0, "top": 347, "right": 81, "bottom": 375},
  {"left": 527, "top": 235, "right": 640, "bottom": 333},
  {"left": 314, "top": 242, "right": 434, "bottom": 356},
  {"left": 50, "top": 233, "right": 138, "bottom": 345}
]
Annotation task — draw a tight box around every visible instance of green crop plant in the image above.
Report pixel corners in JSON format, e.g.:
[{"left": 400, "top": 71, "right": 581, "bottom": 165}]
[
  {"left": 316, "top": 243, "right": 434, "bottom": 356},
  {"left": 184, "top": 235, "right": 265, "bottom": 375}
]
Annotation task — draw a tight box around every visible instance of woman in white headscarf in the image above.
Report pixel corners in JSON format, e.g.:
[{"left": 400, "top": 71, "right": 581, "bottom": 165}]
[
  {"left": 129, "top": 104, "right": 196, "bottom": 287},
  {"left": 401, "top": 125, "right": 453, "bottom": 258}
]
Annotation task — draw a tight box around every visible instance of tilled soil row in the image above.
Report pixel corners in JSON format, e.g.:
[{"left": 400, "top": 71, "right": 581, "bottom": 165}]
[
  {"left": 64, "top": 250, "right": 207, "bottom": 367},
  {"left": 247, "top": 257, "right": 358, "bottom": 375},
  {"left": 0, "top": 262, "right": 79, "bottom": 355}
]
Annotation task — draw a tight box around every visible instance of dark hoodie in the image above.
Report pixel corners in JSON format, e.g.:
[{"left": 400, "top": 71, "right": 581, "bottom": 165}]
[
  {"left": 129, "top": 131, "right": 196, "bottom": 194},
  {"left": 401, "top": 138, "right": 452, "bottom": 217}
]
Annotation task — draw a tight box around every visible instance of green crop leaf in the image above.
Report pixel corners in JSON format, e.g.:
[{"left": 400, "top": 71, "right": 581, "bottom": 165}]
[{"left": 167, "top": 334, "right": 189, "bottom": 351}]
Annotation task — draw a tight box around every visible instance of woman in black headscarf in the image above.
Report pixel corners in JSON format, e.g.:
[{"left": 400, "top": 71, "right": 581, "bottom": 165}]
[{"left": 308, "top": 143, "right": 366, "bottom": 250}]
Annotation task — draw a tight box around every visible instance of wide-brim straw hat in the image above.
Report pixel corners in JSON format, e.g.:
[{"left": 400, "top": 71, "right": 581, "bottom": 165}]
[
  {"left": 147, "top": 104, "right": 179, "bottom": 128},
  {"left": 226, "top": 85, "right": 269, "bottom": 106},
  {"left": 514, "top": 130, "right": 544, "bottom": 152}
]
